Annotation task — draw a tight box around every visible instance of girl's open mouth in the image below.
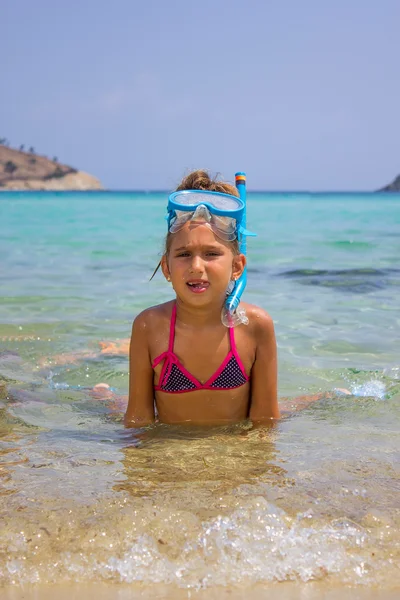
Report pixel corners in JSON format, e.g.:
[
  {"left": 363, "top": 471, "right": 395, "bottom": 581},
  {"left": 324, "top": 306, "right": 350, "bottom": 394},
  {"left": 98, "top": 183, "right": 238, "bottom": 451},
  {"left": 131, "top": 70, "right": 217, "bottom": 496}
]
[{"left": 186, "top": 281, "right": 210, "bottom": 293}]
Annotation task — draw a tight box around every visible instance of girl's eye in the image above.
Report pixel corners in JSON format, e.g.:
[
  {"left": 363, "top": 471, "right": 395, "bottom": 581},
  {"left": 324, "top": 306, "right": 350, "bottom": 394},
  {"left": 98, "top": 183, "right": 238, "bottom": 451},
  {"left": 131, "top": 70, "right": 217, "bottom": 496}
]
[{"left": 174, "top": 251, "right": 222, "bottom": 258}]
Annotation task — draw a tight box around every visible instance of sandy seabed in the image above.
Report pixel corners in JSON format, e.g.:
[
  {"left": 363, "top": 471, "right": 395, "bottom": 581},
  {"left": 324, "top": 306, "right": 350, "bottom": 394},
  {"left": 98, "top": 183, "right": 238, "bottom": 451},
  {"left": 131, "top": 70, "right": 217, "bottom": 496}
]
[{"left": 2, "top": 582, "right": 400, "bottom": 600}]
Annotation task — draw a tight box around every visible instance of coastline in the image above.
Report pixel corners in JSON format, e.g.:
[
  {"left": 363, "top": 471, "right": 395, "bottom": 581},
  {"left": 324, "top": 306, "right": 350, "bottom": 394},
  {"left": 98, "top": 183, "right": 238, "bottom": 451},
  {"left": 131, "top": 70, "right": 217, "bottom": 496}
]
[
  {"left": 0, "top": 144, "right": 103, "bottom": 190},
  {"left": 0, "top": 170, "right": 103, "bottom": 191}
]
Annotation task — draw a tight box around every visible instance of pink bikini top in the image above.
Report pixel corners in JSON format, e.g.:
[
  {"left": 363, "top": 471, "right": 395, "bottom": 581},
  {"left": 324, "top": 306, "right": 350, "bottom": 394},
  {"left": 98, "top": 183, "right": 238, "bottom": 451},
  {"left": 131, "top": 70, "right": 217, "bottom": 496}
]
[{"left": 152, "top": 304, "right": 249, "bottom": 394}]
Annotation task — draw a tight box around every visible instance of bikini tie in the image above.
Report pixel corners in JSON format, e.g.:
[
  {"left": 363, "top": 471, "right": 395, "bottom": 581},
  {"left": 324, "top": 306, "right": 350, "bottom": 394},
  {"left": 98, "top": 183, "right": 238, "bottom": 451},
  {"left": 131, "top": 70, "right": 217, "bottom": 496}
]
[{"left": 153, "top": 351, "right": 180, "bottom": 387}]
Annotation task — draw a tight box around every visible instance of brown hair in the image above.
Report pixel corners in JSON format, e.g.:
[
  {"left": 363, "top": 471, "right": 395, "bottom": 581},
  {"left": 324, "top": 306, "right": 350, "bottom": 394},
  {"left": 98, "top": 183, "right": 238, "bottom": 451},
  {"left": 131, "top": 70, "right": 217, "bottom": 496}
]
[
  {"left": 150, "top": 170, "right": 240, "bottom": 280},
  {"left": 176, "top": 169, "right": 239, "bottom": 197}
]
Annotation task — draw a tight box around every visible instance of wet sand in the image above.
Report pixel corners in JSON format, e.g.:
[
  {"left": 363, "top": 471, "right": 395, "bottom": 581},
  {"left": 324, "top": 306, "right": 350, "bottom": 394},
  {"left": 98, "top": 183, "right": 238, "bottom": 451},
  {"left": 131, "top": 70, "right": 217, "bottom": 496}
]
[{"left": 2, "top": 582, "right": 399, "bottom": 600}]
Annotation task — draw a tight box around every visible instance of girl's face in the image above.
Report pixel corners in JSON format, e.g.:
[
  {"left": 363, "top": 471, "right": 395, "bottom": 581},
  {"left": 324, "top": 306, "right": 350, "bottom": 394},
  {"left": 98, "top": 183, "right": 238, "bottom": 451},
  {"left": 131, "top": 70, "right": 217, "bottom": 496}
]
[{"left": 161, "top": 221, "right": 245, "bottom": 306}]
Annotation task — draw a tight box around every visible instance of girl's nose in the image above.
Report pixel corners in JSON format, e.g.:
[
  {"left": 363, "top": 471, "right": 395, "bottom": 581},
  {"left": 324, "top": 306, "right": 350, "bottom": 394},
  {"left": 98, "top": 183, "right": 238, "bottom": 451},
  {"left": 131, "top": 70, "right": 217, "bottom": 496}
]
[{"left": 189, "top": 254, "right": 204, "bottom": 272}]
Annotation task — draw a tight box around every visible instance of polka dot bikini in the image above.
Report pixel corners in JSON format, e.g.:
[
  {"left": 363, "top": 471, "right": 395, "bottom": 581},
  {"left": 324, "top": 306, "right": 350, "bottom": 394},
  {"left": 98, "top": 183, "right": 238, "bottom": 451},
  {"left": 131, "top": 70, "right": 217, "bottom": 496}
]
[{"left": 152, "top": 304, "right": 249, "bottom": 393}]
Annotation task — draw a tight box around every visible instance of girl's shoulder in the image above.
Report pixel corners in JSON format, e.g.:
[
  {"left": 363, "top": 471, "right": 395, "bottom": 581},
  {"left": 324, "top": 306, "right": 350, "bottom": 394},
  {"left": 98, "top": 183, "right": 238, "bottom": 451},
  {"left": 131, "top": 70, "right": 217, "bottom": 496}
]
[
  {"left": 239, "top": 302, "right": 275, "bottom": 340},
  {"left": 131, "top": 301, "right": 174, "bottom": 334}
]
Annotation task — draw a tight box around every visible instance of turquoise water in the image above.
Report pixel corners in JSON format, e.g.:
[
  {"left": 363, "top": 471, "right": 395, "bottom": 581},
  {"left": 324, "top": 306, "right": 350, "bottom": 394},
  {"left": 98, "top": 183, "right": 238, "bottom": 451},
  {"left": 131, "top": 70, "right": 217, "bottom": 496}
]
[{"left": 0, "top": 191, "right": 399, "bottom": 590}]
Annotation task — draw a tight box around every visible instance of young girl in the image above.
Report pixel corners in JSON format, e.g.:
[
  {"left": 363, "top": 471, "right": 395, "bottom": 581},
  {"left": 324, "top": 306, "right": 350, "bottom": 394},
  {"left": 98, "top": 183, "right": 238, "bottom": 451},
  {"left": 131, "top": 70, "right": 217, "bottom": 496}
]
[{"left": 124, "top": 170, "right": 279, "bottom": 427}]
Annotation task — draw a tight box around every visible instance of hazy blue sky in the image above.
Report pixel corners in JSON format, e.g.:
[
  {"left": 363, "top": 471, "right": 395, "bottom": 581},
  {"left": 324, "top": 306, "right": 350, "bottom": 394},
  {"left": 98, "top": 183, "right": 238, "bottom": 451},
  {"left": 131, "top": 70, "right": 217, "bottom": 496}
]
[{"left": 2, "top": 0, "right": 399, "bottom": 190}]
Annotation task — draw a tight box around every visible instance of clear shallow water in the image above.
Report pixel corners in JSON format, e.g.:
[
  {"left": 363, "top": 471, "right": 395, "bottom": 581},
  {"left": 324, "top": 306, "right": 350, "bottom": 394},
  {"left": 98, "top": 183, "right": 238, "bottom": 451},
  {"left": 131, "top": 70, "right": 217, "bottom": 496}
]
[{"left": 0, "top": 191, "right": 399, "bottom": 591}]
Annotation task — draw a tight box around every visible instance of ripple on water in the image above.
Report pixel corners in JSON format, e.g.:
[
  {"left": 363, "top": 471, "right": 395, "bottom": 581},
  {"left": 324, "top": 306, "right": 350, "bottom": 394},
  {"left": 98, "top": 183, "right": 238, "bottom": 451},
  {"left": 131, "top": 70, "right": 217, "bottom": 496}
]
[{"left": 278, "top": 268, "right": 400, "bottom": 294}]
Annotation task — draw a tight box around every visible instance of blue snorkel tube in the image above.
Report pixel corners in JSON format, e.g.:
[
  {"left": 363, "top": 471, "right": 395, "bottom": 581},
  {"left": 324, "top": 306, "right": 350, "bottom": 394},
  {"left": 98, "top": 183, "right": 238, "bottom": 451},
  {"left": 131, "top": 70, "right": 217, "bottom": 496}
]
[
  {"left": 225, "top": 172, "right": 247, "bottom": 314},
  {"left": 223, "top": 172, "right": 255, "bottom": 326}
]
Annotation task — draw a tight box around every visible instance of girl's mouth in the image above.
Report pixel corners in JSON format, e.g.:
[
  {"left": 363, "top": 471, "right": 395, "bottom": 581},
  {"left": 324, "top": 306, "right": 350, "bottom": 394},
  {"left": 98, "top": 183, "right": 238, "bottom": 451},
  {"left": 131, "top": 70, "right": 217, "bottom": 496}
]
[{"left": 186, "top": 280, "right": 210, "bottom": 293}]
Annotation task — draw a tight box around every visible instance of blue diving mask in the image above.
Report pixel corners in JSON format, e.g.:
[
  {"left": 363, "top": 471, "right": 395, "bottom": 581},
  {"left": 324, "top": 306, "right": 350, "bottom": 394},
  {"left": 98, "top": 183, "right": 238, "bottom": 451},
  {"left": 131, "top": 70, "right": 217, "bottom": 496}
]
[{"left": 167, "top": 190, "right": 254, "bottom": 242}]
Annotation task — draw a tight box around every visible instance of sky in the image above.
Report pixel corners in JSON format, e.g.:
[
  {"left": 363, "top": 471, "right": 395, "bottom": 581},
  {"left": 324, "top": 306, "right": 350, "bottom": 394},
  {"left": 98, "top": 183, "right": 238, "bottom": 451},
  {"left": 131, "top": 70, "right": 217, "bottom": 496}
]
[{"left": 2, "top": 0, "right": 400, "bottom": 190}]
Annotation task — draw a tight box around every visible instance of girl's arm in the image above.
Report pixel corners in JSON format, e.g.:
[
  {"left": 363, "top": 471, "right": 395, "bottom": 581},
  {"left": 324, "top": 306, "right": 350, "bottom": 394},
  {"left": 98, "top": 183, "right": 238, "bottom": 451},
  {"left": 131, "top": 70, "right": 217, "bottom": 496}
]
[
  {"left": 248, "top": 310, "right": 280, "bottom": 423},
  {"left": 124, "top": 312, "right": 155, "bottom": 427}
]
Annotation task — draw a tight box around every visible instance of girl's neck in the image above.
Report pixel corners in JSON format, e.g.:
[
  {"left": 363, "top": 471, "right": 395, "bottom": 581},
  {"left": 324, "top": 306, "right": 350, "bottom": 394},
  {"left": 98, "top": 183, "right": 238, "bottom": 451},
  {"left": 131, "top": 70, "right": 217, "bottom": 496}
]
[{"left": 175, "top": 297, "right": 225, "bottom": 328}]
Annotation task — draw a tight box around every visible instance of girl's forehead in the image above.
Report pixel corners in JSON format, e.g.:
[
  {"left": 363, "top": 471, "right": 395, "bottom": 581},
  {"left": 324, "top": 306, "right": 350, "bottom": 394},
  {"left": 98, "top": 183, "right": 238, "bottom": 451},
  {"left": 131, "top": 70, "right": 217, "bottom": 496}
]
[{"left": 169, "top": 222, "right": 226, "bottom": 248}]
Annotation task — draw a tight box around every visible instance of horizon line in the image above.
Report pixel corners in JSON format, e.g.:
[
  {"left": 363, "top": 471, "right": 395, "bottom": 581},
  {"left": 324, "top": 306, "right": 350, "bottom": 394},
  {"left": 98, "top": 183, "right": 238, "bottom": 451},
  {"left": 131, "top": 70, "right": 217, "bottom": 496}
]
[{"left": 1, "top": 188, "right": 397, "bottom": 195}]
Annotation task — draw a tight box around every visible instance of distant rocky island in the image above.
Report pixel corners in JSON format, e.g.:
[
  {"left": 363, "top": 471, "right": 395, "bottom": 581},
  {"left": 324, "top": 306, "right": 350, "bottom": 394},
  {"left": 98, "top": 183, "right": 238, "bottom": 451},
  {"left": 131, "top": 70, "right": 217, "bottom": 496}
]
[
  {"left": 0, "top": 141, "right": 103, "bottom": 190},
  {"left": 378, "top": 175, "right": 400, "bottom": 192}
]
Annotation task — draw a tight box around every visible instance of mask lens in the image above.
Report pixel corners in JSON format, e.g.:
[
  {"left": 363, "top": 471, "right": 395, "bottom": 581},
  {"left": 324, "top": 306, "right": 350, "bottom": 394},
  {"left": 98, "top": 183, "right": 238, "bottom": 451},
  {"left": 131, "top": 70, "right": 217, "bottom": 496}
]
[
  {"left": 172, "top": 191, "right": 242, "bottom": 212},
  {"left": 169, "top": 211, "right": 192, "bottom": 233},
  {"left": 169, "top": 210, "right": 237, "bottom": 241},
  {"left": 210, "top": 216, "right": 237, "bottom": 241}
]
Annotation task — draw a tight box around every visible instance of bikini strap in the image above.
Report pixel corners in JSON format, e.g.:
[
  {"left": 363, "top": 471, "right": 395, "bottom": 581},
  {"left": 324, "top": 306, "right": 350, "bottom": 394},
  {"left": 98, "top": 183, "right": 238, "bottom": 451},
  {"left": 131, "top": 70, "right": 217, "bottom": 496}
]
[
  {"left": 152, "top": 304, "right": 178, "bottom": 386},
  {"left": 168, "top": 303, "right": 177, "bottom": 353},
  {"left": 228, "top": 324, "right": 236, "bottom": 352},
  {"left": 151, "top": 303, "right": 176, "bottom": 369},
  {"left": 228, "top": 322, "right": 248, "bottom": 379}
]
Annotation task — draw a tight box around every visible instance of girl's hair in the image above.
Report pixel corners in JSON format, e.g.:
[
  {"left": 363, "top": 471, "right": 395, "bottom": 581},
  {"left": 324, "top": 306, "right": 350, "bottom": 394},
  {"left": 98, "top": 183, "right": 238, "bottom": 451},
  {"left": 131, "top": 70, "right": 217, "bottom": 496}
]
[
  {"left": 150, "top": 170, "right": 240, "bottom": 280},
  {"left": 176, "top": 169, "right": 239, "bottom": 197}
]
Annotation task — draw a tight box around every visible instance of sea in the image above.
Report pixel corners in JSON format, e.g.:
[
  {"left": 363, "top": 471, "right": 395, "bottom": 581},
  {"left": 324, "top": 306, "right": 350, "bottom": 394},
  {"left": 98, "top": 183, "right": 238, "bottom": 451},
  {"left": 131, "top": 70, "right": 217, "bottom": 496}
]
[{"left": 0, "top": 191, "right": 399, "bottom": 598}]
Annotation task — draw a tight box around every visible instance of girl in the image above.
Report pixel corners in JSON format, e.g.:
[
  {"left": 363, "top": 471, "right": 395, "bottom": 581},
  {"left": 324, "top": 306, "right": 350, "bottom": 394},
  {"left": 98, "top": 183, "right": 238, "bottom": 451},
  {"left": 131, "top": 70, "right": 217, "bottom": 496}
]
[{"left": 124, "top": 170, "right": 279, "bottom": 427}]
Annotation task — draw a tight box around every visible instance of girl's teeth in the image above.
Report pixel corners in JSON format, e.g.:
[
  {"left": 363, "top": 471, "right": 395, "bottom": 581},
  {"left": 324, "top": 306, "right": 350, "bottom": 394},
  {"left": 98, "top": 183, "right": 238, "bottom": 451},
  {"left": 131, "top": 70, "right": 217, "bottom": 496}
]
[{"left": 187, "top": 282, "right": 207, "bottom": 289}]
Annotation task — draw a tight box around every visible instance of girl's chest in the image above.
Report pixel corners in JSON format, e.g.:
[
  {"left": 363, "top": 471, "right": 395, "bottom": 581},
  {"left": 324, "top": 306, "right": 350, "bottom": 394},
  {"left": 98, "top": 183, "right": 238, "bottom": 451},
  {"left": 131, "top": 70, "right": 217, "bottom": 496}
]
[{"left": 152, "top": 326, "right": 255, "bottom": 384}]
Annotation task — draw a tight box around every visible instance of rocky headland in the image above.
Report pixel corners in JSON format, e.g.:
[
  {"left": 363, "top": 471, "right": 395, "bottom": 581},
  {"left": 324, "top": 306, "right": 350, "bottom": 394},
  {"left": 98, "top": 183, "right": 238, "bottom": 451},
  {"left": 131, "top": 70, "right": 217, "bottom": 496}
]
[
  {"left": 0, "top": 144, "right": 103, "bottom": 190},
  {"left": 378, "top": 174, "right": 400, "bottom": 192}
]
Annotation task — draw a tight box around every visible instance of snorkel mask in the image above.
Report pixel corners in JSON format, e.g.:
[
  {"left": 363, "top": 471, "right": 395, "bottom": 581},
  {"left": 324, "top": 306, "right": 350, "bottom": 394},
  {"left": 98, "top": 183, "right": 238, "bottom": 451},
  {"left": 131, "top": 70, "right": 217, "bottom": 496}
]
[{"left": 166, "top": 172, "right": 256, "bottom": 327}]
